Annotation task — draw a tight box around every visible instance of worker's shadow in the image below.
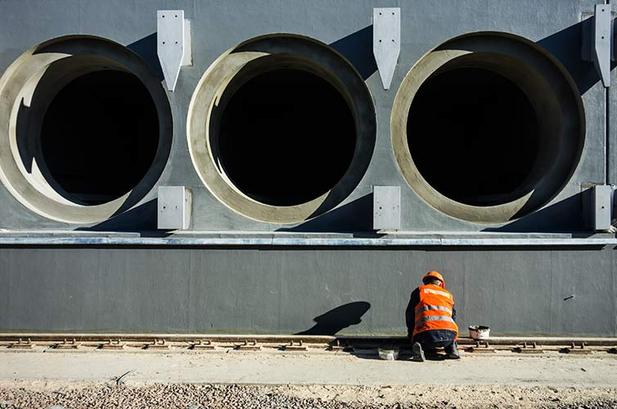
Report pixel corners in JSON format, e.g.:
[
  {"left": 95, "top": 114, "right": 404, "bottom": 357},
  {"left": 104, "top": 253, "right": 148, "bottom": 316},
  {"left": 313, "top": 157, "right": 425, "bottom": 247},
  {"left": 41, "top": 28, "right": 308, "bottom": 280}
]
[{"left": 296, "top": 302, "right": 371, "bottom": 335}]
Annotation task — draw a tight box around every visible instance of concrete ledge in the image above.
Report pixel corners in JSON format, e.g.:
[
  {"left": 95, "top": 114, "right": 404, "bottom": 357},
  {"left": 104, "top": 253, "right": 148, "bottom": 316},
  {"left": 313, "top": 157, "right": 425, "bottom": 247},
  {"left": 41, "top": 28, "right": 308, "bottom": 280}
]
[{"left": 0, "top": 234, "right": 615, "bottom": 247}]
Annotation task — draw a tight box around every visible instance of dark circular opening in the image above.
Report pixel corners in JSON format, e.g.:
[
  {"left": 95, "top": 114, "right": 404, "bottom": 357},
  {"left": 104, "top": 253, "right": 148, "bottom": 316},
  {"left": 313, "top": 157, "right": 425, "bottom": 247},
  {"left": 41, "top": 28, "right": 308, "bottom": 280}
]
[
  {"left": 40, "top": 70, "right": 159, "bottom": 205},
  {"left": 407, "top": 67, "right": 540, "bottom": 206},
  {"left": 217, "top": 68, "right": 356, "bottom": 206}
]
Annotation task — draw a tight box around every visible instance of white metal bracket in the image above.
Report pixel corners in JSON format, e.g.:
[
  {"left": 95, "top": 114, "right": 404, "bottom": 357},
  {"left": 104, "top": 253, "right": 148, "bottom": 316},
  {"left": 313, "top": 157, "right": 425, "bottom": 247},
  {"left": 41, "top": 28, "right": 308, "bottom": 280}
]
[
  {"left": 582, "top": 5, "right": 614, "bottom": 88},
  {"left": 157, "top": 10, "right": 192, "bottom": 92},
  {"left": 373, "top": 8, "right": 400, "bottom": 90},
  {"left": 373, "top": 186, "right": 401, "bottom": 231},
  {"left": 593, "top": 4, "right": 613, "bottom": 87},
  {"left": 584, "top": 184, "right": 614, "bottom": 231},
  {"left": 158, "top": 186, "right": 192, "bottom": 230}
]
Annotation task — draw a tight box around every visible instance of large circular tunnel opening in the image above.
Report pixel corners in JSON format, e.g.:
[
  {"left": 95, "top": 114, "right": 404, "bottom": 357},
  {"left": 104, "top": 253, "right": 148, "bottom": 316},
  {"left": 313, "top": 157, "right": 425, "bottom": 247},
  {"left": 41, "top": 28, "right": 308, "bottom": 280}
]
[
  {"left": 0, "top": 35, "right": 172, "bottom": 223},
  {"left": 408, "top": 67, "right": 540, "bottom": 206},
  {"left": 40, "top": 70, "right": 159, "bottom": 205},
  {"left": 188, "top": 34, "right": 376, "bottom": 224},
  {"left": 217, "top": 68, "right": 356, "bottom": 206},
  {"left": 391, "top": 33, "right": 584, "bottom": 223}
]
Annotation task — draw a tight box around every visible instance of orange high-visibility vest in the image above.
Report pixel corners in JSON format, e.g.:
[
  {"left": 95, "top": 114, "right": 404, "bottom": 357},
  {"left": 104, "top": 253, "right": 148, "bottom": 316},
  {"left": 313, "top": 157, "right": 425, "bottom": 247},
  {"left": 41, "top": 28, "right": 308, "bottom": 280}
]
[{"left": 413, "top": 283, "right": 459, "bottom": 337}]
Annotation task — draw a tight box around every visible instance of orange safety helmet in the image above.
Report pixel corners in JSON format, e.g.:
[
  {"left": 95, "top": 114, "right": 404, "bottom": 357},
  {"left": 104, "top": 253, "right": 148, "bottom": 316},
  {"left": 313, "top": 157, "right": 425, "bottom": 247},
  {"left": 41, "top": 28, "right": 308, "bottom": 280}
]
[{"left": 422, "top": 270, "right": 445, "bottom": 288}]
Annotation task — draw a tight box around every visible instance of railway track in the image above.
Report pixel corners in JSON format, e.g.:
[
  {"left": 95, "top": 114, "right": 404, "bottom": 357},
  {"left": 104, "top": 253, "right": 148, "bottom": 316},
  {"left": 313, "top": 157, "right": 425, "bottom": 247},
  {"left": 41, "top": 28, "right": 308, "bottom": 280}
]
[{"left": 0, "top": 334, "right": 616, "bottom": 356}]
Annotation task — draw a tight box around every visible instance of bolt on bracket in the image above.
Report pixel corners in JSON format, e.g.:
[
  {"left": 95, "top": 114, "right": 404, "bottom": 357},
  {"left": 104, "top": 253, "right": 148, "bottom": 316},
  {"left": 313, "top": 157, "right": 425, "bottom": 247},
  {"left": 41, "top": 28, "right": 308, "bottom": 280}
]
[
  {"left": 54, "top": 338, "right": 80, "bottom": 350},
  {"left": 464, "top": 340, "right": 496, "bottom": 353},
  {"left": 281, "top": 340, "right": 309, "bottom": 351},
  {"left": 157, "top": 10, "right": 192, "bottom": 91},
  {"left": 582, "top": 5, "right": 614, "bottom": 88},
  {"left": 192, "top": 339, "right": 215, "bottom": 350},
  {"left": 100, "top": 339, "right": 125, "bottom": 350},
  {"left": 512, "top": 341, "right": 543, "bottom": 354},
  {"left": 235, "top": 340, "right": 261, "bottom": 351},
  {"left": 373, "top": 8, "right": 400, "bottom": 90},
  {"left": 560, "top": 342, "right": 593, "bottom": 355},
  {"left": 146, "top": 338, "right": 170, "bottom": 350},
  {"left": 8, "top": 338, "right": 33, "bottom": 349}
]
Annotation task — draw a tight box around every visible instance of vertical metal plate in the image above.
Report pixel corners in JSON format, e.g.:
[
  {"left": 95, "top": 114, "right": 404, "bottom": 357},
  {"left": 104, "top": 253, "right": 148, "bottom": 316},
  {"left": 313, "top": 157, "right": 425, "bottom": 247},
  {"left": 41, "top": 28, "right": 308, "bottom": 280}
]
[
  {"left": 373, "top": 186, "right": 401, "bottom": 231},
  {"left": 182, "top": 20, "right": 192, "bottom": 66},
  {"left": 593, "top": 4, "right": 612, "bottom": 88},
  {"left": 157, "top": 10, "right": 191, "bottom": 91},
  {"left": 373, "top": 8, "right": 400, "bottom": 90},
  {"left": 592, "top": 185, "right": 613, "bottom": 231},
  {"left": 158, "top": 186, "right": 192, "bottom": 230}
]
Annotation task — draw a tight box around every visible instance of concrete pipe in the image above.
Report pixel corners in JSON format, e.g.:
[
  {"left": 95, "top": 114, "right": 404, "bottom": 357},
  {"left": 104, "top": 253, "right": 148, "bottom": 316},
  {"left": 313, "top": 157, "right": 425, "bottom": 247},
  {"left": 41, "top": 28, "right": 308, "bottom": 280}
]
[
  {"left": 391, "top": 32, "right": 584, "bottom": 223},
  {"left": 0, "top": 35, "right": 172, "bottom": 224},
  {"left": 188, "top": 34, "right": 376, "bottom": 224}
]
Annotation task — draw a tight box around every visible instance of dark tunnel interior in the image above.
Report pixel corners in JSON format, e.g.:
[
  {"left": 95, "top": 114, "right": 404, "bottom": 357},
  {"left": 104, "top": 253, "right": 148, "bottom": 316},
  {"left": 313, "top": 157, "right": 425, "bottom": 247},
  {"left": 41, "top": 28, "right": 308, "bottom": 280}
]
[
  {"left": 218, "top": 68, "right": 357, "bottom": 206},
  {"left": 40, "top": 70, "right": 159, "bottom": 205},
  {"left": 407, "top": 67, "right": 540, "bottom": 206}
]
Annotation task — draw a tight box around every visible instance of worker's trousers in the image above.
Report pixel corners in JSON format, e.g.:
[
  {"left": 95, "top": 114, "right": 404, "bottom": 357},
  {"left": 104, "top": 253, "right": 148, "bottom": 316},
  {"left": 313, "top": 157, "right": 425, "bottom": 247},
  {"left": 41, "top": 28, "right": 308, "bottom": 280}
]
[{"left": 413, "top": 330, "right": 458, "bottom": 354}]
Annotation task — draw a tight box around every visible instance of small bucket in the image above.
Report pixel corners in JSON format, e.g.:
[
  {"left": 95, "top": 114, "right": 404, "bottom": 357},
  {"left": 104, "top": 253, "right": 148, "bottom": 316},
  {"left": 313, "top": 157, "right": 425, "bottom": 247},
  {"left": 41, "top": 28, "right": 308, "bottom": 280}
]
[
  {"left": 468, "top": 325, "right": 490, "bottom": 340},
  {"left": 378, "top": 347, "right": 399, "bottom": 360}
]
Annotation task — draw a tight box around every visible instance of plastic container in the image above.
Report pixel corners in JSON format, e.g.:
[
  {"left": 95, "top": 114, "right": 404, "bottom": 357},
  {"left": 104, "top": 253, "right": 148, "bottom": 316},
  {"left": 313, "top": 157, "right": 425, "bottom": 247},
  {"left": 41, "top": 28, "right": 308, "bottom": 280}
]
[{"left": 468, "top": 325, "right": 491, "bottom": 340}]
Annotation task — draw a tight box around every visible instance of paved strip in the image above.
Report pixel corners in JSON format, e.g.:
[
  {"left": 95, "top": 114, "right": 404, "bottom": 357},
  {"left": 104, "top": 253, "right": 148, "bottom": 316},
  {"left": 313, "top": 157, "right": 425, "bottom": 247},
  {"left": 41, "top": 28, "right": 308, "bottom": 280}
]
[{"left": 1, "top": 350, "right": 616, "bottom": 386}]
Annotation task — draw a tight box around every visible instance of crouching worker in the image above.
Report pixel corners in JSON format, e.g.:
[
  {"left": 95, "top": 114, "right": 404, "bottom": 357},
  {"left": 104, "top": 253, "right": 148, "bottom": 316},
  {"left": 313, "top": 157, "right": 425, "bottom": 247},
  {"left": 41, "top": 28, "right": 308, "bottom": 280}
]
[{"left": 405, "top": 271, "right": 460, "bottom": 361}]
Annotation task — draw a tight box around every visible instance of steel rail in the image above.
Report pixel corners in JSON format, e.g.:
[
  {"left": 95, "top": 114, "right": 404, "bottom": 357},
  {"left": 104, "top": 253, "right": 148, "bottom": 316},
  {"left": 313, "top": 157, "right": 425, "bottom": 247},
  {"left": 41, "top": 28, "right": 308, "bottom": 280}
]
[
  {"left": 0, "top": 236, "right": 616, "bottom": 247},
  {"left": 0, "top": 334, "right": 615, "bottom": 352}
]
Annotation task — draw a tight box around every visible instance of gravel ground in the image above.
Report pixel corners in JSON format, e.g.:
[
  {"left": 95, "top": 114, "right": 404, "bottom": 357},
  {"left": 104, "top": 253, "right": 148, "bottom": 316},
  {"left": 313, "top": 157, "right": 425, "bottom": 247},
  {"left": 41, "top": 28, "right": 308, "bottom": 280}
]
[{"left": 1, "top": 382, "right": 616, "bottom": 409}]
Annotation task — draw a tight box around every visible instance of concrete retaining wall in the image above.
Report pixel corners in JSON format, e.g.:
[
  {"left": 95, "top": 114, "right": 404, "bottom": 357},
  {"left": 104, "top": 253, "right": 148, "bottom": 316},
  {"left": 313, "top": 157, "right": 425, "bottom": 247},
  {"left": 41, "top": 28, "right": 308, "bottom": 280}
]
[{"left": 1, "top": 245, "right": 615, "bottom": 336}]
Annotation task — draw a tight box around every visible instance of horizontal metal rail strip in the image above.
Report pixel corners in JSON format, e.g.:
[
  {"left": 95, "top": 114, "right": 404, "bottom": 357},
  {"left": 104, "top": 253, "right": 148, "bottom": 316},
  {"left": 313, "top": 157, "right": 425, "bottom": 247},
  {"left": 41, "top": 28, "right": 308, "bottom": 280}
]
[
  {"left": 0, "top": 236, "right": 616, "bottom": 247},
  {"left": 1, "top": 334, "right": 615, "bottom": 355}
]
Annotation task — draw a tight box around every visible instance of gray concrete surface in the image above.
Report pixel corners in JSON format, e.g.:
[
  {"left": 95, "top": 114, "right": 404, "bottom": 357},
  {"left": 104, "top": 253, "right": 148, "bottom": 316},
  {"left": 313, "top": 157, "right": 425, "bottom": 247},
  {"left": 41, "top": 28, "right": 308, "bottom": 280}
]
[
  {"left": 0, "top": 0, "right": 606, "bottom": 232},
  {"left": 2, "top": 349, "right": 617, "bottom": 408},
  {"left": 1, "top": 246, "right": 616, "bottom": 336},
  {"left": 1, "top": 350, "right": 616, "bottom": 386},
  {"left": 0, "top": 0, "right": 615, "bottom": 339}
]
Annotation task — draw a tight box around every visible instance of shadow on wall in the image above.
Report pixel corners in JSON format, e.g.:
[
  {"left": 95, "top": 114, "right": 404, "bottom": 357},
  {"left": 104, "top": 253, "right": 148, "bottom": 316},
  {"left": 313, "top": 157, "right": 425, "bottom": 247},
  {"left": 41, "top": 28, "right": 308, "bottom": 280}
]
[
  {"left": 296, "top": 301, "right": 371, "bottom": 335},
  {"left": 7, "top": 36, "right": 173, "bottom": 222},
  {"left": 77, "top": 199, "right": 171, "bottom": 237},
  {"left": 329, "top": 21, "right": 610, "bottom": 93},
  {"left": 483, "top": 191, "right": 587, "bottom": 233},
  {"left": 277, "top": 193, "right": 376, "bottom": 233},
  {"left": 127, "top": 33, "right": 164, "bottom": 81},
  {"left": 329, "top": 25, "right": 378, "bottom": 80},
  {"left": 537, "top": 17, "right": 615, "bottom": 94},
  {"left": 287, "top": 26, "right": 379, "bottom": 221},
  {"left": 484, "top": 21, "right": 611, "bottom": 232}
]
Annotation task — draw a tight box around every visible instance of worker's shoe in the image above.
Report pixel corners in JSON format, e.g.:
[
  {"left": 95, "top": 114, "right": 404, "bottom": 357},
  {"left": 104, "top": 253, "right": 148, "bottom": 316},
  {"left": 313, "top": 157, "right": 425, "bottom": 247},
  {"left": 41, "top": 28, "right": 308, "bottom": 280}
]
[
  {"left": 411, "top": 342, "right": 425, "bottom": 362},
  {"left": 445, "top": 342, "right": 461, "bottom": 360}
]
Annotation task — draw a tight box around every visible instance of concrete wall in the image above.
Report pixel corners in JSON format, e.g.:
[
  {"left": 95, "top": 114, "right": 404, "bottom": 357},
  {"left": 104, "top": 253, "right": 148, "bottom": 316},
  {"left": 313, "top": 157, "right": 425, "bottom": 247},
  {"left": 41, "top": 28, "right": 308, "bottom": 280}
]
[
  {"left": 1, "top": 246, "right": 615, "bottom": 336},
  {"left": 0, "top": 0, "right": 609, "bottom": 232},
  {"left": 1, "top": 1, "right": 616, "bottom": 336}
]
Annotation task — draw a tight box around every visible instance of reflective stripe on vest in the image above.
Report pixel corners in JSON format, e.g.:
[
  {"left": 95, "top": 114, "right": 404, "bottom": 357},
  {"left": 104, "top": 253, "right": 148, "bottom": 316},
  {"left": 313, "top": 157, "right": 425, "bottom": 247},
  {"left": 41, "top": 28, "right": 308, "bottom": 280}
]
[
  {"left": 422, "top": 288, "right": 452, "bottom": 299},
  {"left": 415, "top": 305, "right": 452, "bottom": 315},
  {"left": 415, "top": 315, "right": 455, "bottom": 324},
  {"left": 412, "top": 284, "right": 458, "bottom": 337}
]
